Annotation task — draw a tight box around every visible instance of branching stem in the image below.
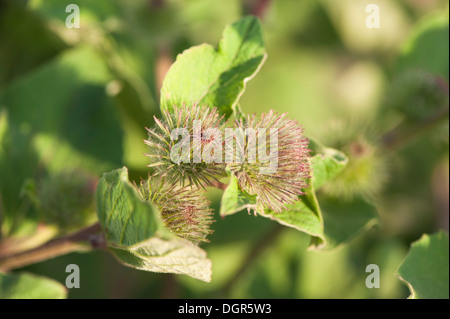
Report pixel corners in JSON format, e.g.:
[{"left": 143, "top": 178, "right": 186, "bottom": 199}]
[{"left": 0, "top": 222, "right": 104, "bottom": 272}]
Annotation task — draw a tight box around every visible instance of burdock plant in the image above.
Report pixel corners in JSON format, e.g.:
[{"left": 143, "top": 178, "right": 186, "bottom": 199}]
[{"left": 1, "top": 14, "right": 445, "bottom": 295}]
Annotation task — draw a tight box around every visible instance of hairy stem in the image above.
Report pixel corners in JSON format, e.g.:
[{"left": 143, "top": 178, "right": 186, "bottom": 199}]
[
  {"left": 0, "top": 222, "right": 104, "bottom": 272},
  {"left": 380, "top": 106, "right": 449, "bottom": 152},
  {"left": 221, "top": 223, "right": 285, "bottom": 296}
]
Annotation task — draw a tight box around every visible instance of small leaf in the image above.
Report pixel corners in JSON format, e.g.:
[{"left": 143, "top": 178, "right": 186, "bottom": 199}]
[
  {"left": 0, "top": 272, "right": 67, "bottom": 299},
  {"left": 96, "top": 167, "right": 162, "bottom": 247},
  {"left": 110, "top": 237, "right": 212, "bottom": 283},
  {"left": 160, "top": 16, "right": 267, "bottom": 118},
  {"left": 220, "top": 175, "right": 258, "bottom": 217},
  {"left": 259, "top": 183, "right": 325, "bottom": 244},
  {"left": 397, "top": 231, "right": 449, "bottom": 299},
  {"left": 310, "top": 148, "right": 348, "bottom": 190}
]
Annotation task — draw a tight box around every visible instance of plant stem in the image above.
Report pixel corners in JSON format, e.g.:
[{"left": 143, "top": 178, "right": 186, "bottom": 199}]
[
  {"left": 0, "top": 222, "right": 104, "bottom": 272},
  {"left": 220, "top": 223, "right": 285, "bottom": 296},
  {"left": 380, "top": 106, "right": 449, "bottom": 153},
  {"left": 210, "top": 180, "right": 228, "bottom": 190}
]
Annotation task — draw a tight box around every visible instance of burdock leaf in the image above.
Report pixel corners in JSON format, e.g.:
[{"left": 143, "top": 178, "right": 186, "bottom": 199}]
[
  {"left": 259, "top": 181, "right": 325, "bottom": 244},
  {"left": 397, "top": 231, "right": 449, "bottom": 299},
  {"left": 310, "top": 148, "right": 348, "bottom": 190},
  {"left": 160, "top": 16, "right": 267, "bottom": 118},
  {"left": 110, "top": 237, "right": 212, "bottom": 283},
  {"left": 96, "top": 167, "right": 212, "bottom": 282},
  {"left": 220, "top": 171, "right": 325, "bottom": 243},
  {"left": 0, "top": 272, "right": 67, "bottom": 299},
  {"left": 96, "top": 167, "right": 162, "bottom": 247},
  {"left": 219, "top": 172, "right": 325, "bottom": 240},
  {"left": 220, "top": 175, "right": 258, "bottom": 217}
]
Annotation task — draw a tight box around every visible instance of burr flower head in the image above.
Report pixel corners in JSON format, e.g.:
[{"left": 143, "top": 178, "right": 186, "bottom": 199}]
[
  {"left": 226, "top": 110, "right": 311, "bottom": 213},
  {"left": 144, "top": 104, "right": 226, "bottom": 189},
  {"left": 319, "top": 120, "right": 388, "bottom": 200},
  {"left": 138, "top": 177, "right": 214, "bottom": 244}
]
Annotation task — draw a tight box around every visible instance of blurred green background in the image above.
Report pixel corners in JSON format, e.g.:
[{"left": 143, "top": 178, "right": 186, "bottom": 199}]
[{"left": 0, "top": 0, "right": 448, "bottom": 298}]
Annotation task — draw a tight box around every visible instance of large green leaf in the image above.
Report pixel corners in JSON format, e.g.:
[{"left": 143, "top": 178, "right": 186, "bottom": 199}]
[
  {"left": 397, "top": 231, "right": 449, "bottom": 299},
  {"left": 0, "top": 46, "right": 123, "bottom": 170},
  {"left": 96, "top": 167, "right": 212, "bottom": 282},
  {"left": 160, "top": 16, "right": 267, "bottom": 118},
  {"left": 96, "top": 167, "right": 161, "bottom": 247},
  {"left": 397, "top": 10, "right": 449, "bottom": 80},
  {"left": 0, "top": 1, "right": 67, "bottom": 89},
  {"left": 110, "top": 237, "right": 212, "bottom": 283},
  {"left": 0, "top": 272, "right": 67, "bottom": 299}
]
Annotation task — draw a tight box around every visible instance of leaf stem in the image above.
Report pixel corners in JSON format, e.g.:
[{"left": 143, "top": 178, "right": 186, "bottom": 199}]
[
  {"left": 380, "top": 106, "right": 449, "bottom": 153},
  {"left": 0, "top": 222, "right": 104, "bottom": 272}
]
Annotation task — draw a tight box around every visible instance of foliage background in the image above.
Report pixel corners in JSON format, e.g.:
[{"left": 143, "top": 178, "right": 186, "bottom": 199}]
[{"left": 0, "top": 0, "right": 448, "bottom": 298}]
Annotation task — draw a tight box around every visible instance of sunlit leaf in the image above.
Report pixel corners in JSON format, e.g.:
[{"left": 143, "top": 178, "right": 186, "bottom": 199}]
[
  {"left": 110, "top": 237, "right": 212, "bottom": 282},
  {"left": 160, "top": 16, "right": 267, "bottom": 118}
]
